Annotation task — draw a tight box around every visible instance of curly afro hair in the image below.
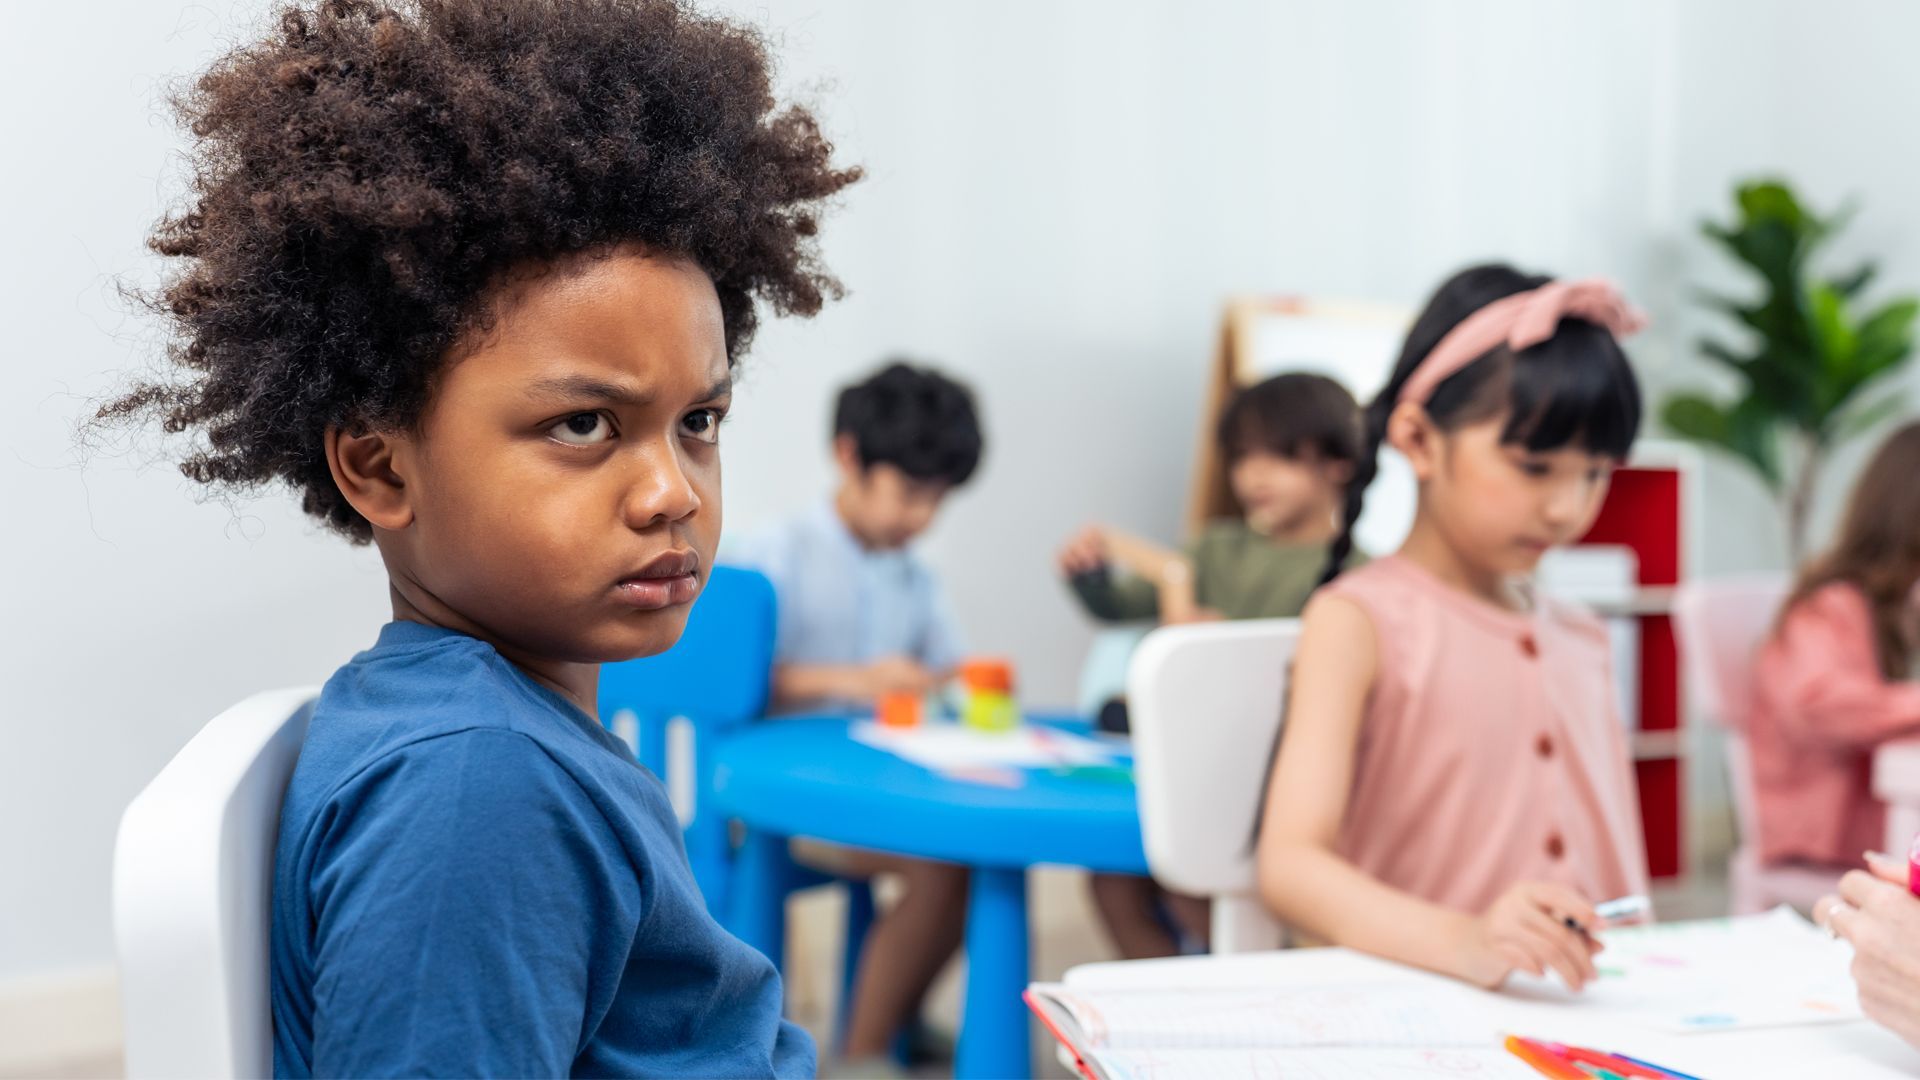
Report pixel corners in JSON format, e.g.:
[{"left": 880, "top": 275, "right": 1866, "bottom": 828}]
[{"left": 102, "top": 0, "right": 862, "bottom": 541}]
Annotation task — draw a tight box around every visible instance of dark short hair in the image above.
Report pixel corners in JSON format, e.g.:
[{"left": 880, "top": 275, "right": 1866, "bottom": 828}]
[
  {"left": 833, "top": 361, "right": 984, "bottom": 486},
  {"left": 100, "top": 0, "right": 861, "bottom": 542},
  {"left": 1215, "top": 372, "right": 1363, "bottom": 464}
]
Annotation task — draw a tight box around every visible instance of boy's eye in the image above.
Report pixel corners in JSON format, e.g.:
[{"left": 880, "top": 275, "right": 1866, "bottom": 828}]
[
  {"left": 682, "top": 408, "right": 724, "bottom": 446},
  {"left": 549, "top": 411, "right": 614, "bottom": 446}
]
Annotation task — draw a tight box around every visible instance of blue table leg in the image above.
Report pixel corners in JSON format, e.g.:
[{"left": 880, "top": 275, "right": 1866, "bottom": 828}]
[
  {"left": 956, "top": 866, "right": 1030, "bottom": 1080},
  {"left": 728, "top": 827, "right": 788, "bottom": 973}
]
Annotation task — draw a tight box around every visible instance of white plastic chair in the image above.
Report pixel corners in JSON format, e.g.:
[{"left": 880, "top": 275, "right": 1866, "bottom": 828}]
[
  {"left": 1673, "top": 577, "right": 1838, "bottom": 914},
  {"left": 114, "top": 687, "right": 318, "bottom": 1079},
  {"left": 1127, "top": 618, "right": 1298, "bottom": 954}
]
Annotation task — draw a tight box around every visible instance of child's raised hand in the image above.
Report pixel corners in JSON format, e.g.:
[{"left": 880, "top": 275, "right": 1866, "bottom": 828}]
[
  {"left": 1456, "top": 881, "right": 1603, "bottom": 992},
  {"left": 1057, "top": 525, "right": 1110, "bottom": 577}
]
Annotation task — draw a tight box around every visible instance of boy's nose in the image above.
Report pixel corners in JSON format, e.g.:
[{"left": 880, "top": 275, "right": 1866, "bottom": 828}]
[{"left": 621, "top": 443, "right": 702, "bottom": 528}]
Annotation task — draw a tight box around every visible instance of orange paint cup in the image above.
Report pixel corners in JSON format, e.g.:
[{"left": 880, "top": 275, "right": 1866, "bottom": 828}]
[{"left": 877, "top": 690, "right": 923, "bottom": 729}]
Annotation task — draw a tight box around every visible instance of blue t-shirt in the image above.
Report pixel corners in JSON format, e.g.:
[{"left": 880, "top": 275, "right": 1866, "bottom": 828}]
[{"left": 270, "top": 621, "right": 814, "bottom": 1078}]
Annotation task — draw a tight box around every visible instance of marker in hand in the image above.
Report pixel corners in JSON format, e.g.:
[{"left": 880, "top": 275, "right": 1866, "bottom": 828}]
[{"left": 1562, "top": 893, "right": 1651, "bottom": 937}]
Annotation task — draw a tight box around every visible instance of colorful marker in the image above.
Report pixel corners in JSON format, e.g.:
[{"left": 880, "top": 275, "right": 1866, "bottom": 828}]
[
  {"left": 1564, "top": 893, "right": 1652, "bottom": 936},
  {"left": 1504, "top": 1036, "right": 1701, "bottom": 1080}
]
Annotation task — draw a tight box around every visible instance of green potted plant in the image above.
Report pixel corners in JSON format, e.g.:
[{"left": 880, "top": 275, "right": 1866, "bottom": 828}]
[{"left": 1663, "top": 179, "right": 1917, "bottom": 561}]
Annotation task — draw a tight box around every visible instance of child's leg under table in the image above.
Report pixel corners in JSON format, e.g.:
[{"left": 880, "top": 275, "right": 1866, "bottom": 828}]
[
  {"left": 1089, "top": 872, "right": 1213, "bottom": 959},
  {"left": 799, "top": 844, "right": 968, "bottom": 1059}
]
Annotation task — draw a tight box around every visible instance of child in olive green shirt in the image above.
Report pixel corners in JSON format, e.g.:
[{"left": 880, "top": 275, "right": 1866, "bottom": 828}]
[{"left": 1057, "top": 371, "right": 1366, "bottom": 959}]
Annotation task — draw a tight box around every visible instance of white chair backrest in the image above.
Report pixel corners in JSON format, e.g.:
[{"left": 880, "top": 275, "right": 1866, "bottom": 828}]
[
  {"left": 114, "top": 687, "right": 318, "bottom": 1079},
  {"left": 1672, "top": 576, "right": 1790, "bottom": 855},
  {"left": 1127, "top": 618, "right": 1299, "bottom": 898},
  {"left": 1672, "top": 575, "right": 1791, "bottom": 729}
]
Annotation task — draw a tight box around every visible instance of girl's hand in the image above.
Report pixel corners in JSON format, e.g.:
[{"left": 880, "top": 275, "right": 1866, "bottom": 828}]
[
  {"left": 1819, "top": 852, "right": 1920, "bottom": 1052},
  {"left": 1058, "top": 525, "right": 1110, "bottom": 577},
  {"left": 1455, "top": 881, "right": 1602, "bottom": 991}
]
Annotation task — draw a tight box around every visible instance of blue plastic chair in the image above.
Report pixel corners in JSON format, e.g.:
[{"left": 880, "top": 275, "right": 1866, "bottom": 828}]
[{"left": 598, "top": 566, "right": 876, "bottom": 1042}]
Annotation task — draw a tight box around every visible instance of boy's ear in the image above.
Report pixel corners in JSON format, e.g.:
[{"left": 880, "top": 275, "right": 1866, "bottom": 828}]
[
  {"left": 1386, "top": 401, "right": 1441, "bottom": 480},
  {"left": 325, "top": 425, "right": 416, "bottom": 533},
  {"left": 831, "top": 433, "right": 863, "bottom": 479}
]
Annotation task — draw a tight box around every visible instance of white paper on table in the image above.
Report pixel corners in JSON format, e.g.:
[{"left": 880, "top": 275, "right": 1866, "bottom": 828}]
[
  {"left": 850, "top": 721, "right": 1115, "bottom": 771},
  {"left": 1043, "top": 982, "right": 1500, "bottom": 1050},
  {"left": 1505, "top": 906, "right": 1861, "bottom": 1033},
  {"left": 1090, "top": 1046, "right": 1538, "bottom": 1080}
]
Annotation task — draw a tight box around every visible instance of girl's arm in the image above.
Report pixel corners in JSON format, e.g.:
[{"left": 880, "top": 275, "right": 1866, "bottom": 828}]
[
  {"left": 1760, "top": 585, "right": 1920, "bottom": 749},
  {"left": 1254, "top": 593, "right": 1601, "bottom": 990},
  {"left": 1100, "top": 527, "right": 1184, "bottom": 583}
]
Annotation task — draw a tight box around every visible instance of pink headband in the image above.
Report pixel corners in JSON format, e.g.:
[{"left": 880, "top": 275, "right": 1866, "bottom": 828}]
[{"left": 1396, "top": 277, "right": 1647, "bottom": 406}]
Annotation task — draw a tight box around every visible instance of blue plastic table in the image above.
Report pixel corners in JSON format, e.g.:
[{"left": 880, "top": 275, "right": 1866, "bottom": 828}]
[{"left": 709, "top": 713, "right": 1148, "bottom": 1080}]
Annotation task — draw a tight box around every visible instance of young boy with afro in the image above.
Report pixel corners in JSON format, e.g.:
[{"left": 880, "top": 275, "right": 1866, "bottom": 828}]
[{"left": 102, "top": 0, "right": 860, "bottom": 1074}]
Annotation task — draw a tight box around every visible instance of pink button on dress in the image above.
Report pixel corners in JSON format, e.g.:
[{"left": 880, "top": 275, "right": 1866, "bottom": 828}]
[
  {"left": 1318, "top": 556, "right": 1649, "bottom": 914},
  {"left": 1749, "top": 581, "right": 1920, "bottom": 867}
]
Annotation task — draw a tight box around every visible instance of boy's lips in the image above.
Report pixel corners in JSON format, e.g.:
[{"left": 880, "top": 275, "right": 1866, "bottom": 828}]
[{"left": 614, "top": 550, "right": 701, "bottom": 610}]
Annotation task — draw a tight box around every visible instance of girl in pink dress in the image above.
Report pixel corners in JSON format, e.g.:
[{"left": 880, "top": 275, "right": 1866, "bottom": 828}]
[
  {"left": 1751, "top": 421, "right": 1920, "bottom": 868},
  {"left": 1255, "top": 264, "right": 1651, "bottom": 992}
]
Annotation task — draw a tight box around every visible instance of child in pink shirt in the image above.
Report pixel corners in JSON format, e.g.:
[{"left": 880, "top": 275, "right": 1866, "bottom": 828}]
[
  {"left": 1752, "top": 421, "right": 1920, "bottom": 867},
  {"left": 1255, "top": 264, "right": 1651, "bottom": 993}
]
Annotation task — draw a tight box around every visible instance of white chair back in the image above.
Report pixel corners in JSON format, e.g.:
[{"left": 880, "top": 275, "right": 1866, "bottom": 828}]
[
  {"left": 114, "top": 688, "right": 318, "bottom": 1079},
  {"left": 1127, "top": 618, "right": 1299, "bottom": 953},
  {"left": 1672, "top": 576, "right": 1790, "bottom": 844}
]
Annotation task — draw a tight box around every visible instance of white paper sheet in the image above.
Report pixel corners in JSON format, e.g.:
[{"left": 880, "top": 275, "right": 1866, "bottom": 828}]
[
  {"left": 1043, "top": 983, "right": 1498, "bottom": 1051},
  {"left": 850, "top": 720, "right": 1115, "bottom": 771},
  {"left": 1090, "top": 1046, "right": 1539, "bottom": 1080},
  {"left": 1504, "top": 906, "right": 1861, "bottom": 1033}
]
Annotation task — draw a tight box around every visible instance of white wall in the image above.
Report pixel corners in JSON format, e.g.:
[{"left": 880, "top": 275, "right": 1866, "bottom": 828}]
[{"left": 5, "top": 0, "right": 1919, "bottom": 983}]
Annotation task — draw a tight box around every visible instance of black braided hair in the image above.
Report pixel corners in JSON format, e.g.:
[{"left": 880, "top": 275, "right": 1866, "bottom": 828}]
[{"left": 1316, "top": 264, "right": 1643, "bottom": 586}]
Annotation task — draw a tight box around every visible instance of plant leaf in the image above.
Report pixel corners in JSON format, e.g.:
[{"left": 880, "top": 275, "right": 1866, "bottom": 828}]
[
  {"left": 1835, "top": 389, "right": 1908, "bottom": 441},
  {"left": 1833, "top": 263, "right": 1877, "bottom": 298},
  {"left": 1807, "top": 283, "right": 1857, "bottom": 385},
  {"left": 1726, "top": 395, "right": 1784, "bottom": 489},
  {"left": 1854, "top": 298, "right": 1919, "bottom": 378},
  {"left": 1661, "top": 392, "right": 1784, "bottom": 492}
]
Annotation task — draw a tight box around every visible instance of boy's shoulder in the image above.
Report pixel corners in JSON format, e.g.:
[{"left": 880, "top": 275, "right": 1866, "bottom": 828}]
[
  {"left": 294, "top": 623, "right": 622, "bottom": 808},
  {"left": 724, "top": 501, "right": 845, "bottom": 576}
]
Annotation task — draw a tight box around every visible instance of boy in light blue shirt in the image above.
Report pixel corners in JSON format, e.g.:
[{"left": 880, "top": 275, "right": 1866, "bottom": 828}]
[
  {"left": 734, "top": 501, "right": 965, "bottom": 710},
  {"left": 729, "top": 361, "right": 983, "bottom": 1068}
]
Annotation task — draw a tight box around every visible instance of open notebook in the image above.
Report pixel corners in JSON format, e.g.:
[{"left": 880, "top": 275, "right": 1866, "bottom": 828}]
[
  {"left": 1029, "top": 908, "right": 1868, "bottom": 1080},
  {"left": 1023, "top": 982, "right": 1536, "bottom": 1080}
]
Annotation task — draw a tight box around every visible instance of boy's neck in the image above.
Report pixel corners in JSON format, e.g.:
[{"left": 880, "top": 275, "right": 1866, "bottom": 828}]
[
  {"left": 388, "top": 580, "right": 602, "bottom": 718},
  {"left": 831, "top": 485, "right": 886, "bottom": 551},
  {"left": 1396, "top": 513, "right": 1525, "bottom": 611}
]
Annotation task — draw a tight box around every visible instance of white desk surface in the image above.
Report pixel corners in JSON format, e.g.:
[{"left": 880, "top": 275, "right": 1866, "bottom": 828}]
[{"left": 1059, "top": 944, "right": 1920, "bottom": 1078}]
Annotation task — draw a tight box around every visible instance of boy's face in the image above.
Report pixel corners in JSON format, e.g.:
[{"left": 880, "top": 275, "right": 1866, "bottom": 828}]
[
  {"left": 833, "top": 436, "right": 949, "bottom": 550},
  {"left": 1228, "top": 448, "right": 1348, "bottom": 537},
  {"left": 330, "top": 246, "right": 731, "bottom": 677}
]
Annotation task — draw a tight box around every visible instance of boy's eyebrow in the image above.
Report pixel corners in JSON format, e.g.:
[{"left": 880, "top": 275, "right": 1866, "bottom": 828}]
[{"left": 526, "top": 373, "right": 733, "bottom": 406}]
